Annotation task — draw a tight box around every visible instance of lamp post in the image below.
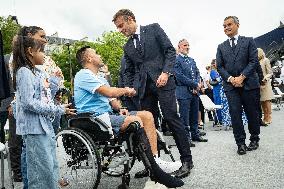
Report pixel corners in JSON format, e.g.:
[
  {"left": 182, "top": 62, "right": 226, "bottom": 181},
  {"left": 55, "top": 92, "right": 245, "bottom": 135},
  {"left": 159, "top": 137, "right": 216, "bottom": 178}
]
[{"left": 65, "top": 40, "right": 73, "bottom": 94}]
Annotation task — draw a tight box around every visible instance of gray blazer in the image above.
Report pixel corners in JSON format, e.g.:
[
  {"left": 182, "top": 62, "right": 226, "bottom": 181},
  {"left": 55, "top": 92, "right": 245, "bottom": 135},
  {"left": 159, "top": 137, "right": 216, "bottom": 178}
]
[
  {"left": 216, "top": 36, "right": 260, "bottom": 92},
  {"left": 123, "top": 23, "right": 176, "bottom": 99}
]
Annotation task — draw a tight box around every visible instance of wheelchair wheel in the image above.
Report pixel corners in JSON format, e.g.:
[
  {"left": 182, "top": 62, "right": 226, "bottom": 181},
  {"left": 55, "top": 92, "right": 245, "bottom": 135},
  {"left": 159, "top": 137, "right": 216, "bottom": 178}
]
[
  {"left": 101, "top": 141, "right": 136, "bottom": 177},
  {"left": 56, "top": 128, "right": 101, "bottom": 189}
]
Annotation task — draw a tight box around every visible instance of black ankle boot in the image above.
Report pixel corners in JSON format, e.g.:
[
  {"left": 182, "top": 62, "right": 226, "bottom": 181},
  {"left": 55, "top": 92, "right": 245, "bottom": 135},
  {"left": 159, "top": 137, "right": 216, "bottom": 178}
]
[{"left": 134, "top": 128, "right": 184, "bottom": 188}]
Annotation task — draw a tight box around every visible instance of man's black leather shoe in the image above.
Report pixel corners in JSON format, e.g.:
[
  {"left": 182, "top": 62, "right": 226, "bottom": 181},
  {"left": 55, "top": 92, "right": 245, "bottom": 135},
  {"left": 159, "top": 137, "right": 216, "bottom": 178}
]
[
  {"left": 171, "top": 161, "right": 194, "bottom": 179},
  {"left": 134, "top": 169, "right": 149, "bottom": 178},
  {"left": 260, "top": 121, "right": 268, "bottom": 127},
  {"left": 189, "top": 142, "right": 195, "bottom": 147},
  {"left": 199, "top": 131, "right": 206, "bottom": 136},
  {"left": 247, "top": 141, "right": 259, "bottom": 151},
  {"left": 237, "top": 144, "right": 247, "bottom": 155},
  {"left": 13, "top": 174, "right": 22, "bottom": 182},
  {"left": 192, "top": 136, "right": 208, "bottom": 142},
  {"left": 163, "top": 131, "right": 173, "bottom": 136}
]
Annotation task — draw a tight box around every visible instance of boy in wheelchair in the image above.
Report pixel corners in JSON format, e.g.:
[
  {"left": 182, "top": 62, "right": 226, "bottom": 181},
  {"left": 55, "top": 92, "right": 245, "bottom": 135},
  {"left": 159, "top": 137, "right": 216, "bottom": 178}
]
[{"left": 73, "top": 46, "right": 184, "bottom": 188}]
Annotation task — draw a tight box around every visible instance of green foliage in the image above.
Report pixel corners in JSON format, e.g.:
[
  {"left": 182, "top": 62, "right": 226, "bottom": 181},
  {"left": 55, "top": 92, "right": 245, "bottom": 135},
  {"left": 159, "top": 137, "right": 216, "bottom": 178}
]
[
  {"left": 95, "top": 31, "right": 127, "bottom": 86},
  {"left": 0, "top": 16, "right": 21, "bottom": 54},
  {"left": 51, "top": 41, "right": 95, "bottom": 89},
  {"left": 51, "top": 31, "right": 127, "bottom": 90}
]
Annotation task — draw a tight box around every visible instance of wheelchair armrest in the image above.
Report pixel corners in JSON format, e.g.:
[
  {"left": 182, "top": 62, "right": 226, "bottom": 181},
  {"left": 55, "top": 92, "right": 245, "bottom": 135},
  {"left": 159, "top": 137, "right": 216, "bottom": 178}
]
[
  {"left": 73, "top": 112, "right": 93, "bottom": 118},
  {"left": 68, "top": 112, "right": 113, "bottom": 142}
]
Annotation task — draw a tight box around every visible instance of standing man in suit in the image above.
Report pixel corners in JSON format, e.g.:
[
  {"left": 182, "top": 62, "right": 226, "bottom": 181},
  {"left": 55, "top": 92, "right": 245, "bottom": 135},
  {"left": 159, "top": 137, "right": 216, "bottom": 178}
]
[
  {"left": 174, "top": 39, "right": 208, "bottom": 144},
  {"left": 118, "top": 55, "right": 140, "bottom": 111},
  {"left": 112, "top": 9, "right": 193, "bottom": 178},
  {"left": 216, "top": 16, "right": 260, "bottom": 155}
]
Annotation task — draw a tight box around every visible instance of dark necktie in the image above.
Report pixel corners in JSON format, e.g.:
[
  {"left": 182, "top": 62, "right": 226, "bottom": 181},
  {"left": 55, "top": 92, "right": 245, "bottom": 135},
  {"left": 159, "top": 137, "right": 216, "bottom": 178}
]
[
  {"left": 231, "top": 37, "right": 236, "bottom": 49},
  {"left": 132, "top": 34, "right": 142, "bottom": 54}
]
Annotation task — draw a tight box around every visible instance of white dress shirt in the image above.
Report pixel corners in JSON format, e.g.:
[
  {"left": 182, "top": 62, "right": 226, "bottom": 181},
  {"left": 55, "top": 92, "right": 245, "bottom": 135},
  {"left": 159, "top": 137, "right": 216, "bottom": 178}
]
[
  {"left": 229, "top": 34, "right": 239, "bottom": 47},
  {"left": 133, "top": 25, "right": 141, "bottom": 48}
]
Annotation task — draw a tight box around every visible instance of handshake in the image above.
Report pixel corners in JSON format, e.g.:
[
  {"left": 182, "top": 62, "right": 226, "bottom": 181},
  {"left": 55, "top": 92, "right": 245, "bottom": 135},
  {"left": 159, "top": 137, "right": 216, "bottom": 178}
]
[{"left": 124, "top": 87, "right": 136, "bottom": 97}]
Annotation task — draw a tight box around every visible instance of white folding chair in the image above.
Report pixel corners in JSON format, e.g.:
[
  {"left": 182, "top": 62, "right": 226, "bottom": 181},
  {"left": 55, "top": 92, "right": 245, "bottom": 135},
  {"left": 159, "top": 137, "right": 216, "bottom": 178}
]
[
  {"left": 199, "top": 95, "right": 223, "bottom": 129},
  {"left": 0, "top": 142, "right": 14, "bottom": 189},
  {"left": 275, "top": 87, "right": 284, "bottom": 103},
  {"left": 273, "top": 88, "right": 282, "bottom": 110}
]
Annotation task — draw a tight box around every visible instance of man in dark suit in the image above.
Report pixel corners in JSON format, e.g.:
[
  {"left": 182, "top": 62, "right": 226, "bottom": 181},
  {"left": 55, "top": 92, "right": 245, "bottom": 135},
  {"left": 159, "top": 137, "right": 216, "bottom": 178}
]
[
  {"left": 0, "top": 31, "right": 10, "bottom": 102},
  {"left": 0, "top": 54, "right": 23, "bottom": 182},
  {"left": 118, "top": 55, "right": 140, "bottom": 111},
  {"left": 113, "top": 9, "right": 193, "bottom": 178},
  {"left": 174, "top": 39, "right": 207, "bottom": 143},
  {"left": 216, "top": 16, "right": 260, "bottom": 155}
]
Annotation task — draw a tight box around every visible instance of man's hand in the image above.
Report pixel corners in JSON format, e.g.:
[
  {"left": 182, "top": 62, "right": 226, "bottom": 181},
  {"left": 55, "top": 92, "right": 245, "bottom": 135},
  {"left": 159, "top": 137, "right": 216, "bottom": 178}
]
[
  {"left": 156, "top": 72, "right": 169, "bottom": 88},
  {"left": 100, "top": 65, "right": 110, "bottom": 75},
  {"left": 230, "top": 75, "right": 245, "bottom": 87},
  {"left": 201, "top": 87, "right": 205, "bottom": 94},
  {"left": 7, "top": 106, "right": 13, "bottom": 117},
  {"left": 124, "top": 87, "right": 136, "bottom": 97},
  {"left": 234, "top": 75, "right": 245, "bottom": 87},
  {"left": 196, "top": 83, "right": 202, "bottom": 91},
  {"left": 119, "top": 108, "right": 129, "bottom": 116}
]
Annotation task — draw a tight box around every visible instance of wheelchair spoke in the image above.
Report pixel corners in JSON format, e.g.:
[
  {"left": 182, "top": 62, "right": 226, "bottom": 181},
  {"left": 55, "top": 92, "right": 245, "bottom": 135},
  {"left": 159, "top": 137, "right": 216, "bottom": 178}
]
[{"left": 56, "top": 130, "right": 101, "bottom": 189}]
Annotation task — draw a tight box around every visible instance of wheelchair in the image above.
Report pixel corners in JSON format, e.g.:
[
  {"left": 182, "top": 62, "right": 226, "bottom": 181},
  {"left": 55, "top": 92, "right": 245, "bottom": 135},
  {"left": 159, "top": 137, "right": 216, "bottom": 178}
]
[{"left": 55, "top": 112, "right": 175, "bottom": 189}]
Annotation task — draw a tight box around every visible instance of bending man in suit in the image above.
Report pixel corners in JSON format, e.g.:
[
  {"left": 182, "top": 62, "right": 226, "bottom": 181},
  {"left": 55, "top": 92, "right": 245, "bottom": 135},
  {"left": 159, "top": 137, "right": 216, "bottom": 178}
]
[
  {"left": 216, "top": 16, "right": 260, "bottom": 155},
  {"left": 112, "top": 9, "right": 193, "bottom": 178}
]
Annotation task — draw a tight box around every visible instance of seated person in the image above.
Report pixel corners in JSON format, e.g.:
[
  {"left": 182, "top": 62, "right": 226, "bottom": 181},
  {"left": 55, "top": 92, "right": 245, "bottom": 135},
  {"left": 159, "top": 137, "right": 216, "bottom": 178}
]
[{"left": 73, "top": 46, "right": 183, "bottom": 188}]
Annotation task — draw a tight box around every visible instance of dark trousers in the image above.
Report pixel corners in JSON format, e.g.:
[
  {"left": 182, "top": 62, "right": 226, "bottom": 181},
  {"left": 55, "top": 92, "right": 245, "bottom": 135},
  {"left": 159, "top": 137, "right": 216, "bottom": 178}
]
[
  {"left": 0, "top": 111, "right": 8, "bottom": 143},
  {"left": 8, "top": 116, "right": 22, "bottom": 174},
  {"left": 205, "top": 88, "right": 214, "bottom": 120},
  {"left": 199, "top": 97, "right": 205, "bottom": 123},
  {"left": 160, "top": 117, "right": 171, "bottom": 133},
  {"left": 121, "top": 96, "right": 140, "bottom": 112},
  {"left": 177, "top": 95, "right": 200, "bottom": 139},
  {"left": 140, "top": 79, "right": 192, "bottom": 163},
  {"left": 225, "top": 88, "right": 260, "bottom": 146}
]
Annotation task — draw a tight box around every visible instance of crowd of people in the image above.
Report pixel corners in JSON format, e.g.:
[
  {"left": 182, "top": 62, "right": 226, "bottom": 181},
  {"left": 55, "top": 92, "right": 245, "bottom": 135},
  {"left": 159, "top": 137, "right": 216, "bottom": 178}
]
[{"left": 0, "top": 8, "right": 281, "bottom": 189}]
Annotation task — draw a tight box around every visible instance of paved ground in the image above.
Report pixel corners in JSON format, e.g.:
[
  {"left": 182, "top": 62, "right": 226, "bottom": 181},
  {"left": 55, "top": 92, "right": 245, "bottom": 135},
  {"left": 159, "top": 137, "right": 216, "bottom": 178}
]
[{"left": 2, "top": 104, "right": 284, "bottom": 189}]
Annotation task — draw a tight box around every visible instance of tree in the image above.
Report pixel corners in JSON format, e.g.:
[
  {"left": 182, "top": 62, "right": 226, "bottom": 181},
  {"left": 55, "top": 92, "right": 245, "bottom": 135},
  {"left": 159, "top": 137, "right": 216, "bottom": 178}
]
[
  {"left": 52, "top": 41, "right": 96, "bottom": 89},
  {"left": 0, "top": 16, "right": 21, "bottom": 54},
  {"left": 95, "top": 31, "right": 127, "bottom": 86},
  {"left": 51, "top": 31, "right": 127, "bottom": 89}
]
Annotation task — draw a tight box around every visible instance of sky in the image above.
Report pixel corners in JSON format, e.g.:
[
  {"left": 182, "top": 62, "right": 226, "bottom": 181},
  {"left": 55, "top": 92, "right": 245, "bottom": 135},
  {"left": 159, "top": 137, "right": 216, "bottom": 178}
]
[{"left": 1, "top": 0, "right": 283, "bottom": 74}]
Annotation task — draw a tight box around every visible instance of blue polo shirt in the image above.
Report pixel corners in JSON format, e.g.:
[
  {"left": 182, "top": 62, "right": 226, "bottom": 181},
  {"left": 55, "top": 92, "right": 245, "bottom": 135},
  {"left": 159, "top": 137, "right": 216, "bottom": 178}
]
[{"left": 74, "top": 69, "right": 112, "bottom": 115}]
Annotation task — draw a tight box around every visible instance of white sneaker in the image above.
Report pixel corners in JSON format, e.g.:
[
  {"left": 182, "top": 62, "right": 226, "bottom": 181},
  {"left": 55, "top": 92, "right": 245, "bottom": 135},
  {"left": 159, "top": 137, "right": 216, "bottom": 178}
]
[{"left": 154, "top": 156, "right": 182, "bottom": 173}]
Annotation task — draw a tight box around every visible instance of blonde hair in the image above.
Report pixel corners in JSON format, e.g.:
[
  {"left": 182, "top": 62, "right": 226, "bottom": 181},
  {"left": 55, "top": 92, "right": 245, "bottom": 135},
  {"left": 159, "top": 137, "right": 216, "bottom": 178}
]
[{"left": 257, "top": 48, "right": 265, "bottom": 61}]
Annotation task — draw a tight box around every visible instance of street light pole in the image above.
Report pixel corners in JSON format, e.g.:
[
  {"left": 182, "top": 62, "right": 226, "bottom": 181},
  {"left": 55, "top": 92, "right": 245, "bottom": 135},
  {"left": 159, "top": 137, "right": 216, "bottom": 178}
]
[{"left": 65, "top": 40, "right": 73, "bottom": 95}]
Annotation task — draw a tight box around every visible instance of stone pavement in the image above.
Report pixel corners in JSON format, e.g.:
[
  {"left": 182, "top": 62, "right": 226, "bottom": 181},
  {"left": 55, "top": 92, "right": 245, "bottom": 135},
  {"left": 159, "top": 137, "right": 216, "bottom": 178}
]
[{"left": 2, "top": 105, "right": 284, "bottom": 189}]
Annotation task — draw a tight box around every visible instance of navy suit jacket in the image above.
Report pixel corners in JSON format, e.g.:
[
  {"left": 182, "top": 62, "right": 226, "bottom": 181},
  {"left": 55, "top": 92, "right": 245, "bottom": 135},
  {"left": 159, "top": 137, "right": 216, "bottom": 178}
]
[
  {"left": 216, "top": 36, "right": 260, "bottom": 92},
  {"left": 174, "top": 55, "right": 200, "bottom": 99},
  {"left": 123, "top": 23, "right": 176, "bottom": 99}
]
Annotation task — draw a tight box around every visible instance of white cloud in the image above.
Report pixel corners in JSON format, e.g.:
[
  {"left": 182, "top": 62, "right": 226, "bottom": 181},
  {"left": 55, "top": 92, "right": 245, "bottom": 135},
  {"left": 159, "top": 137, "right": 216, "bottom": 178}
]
[{"left": 1, "top": 0, "right": 283, "bottom": 74}]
